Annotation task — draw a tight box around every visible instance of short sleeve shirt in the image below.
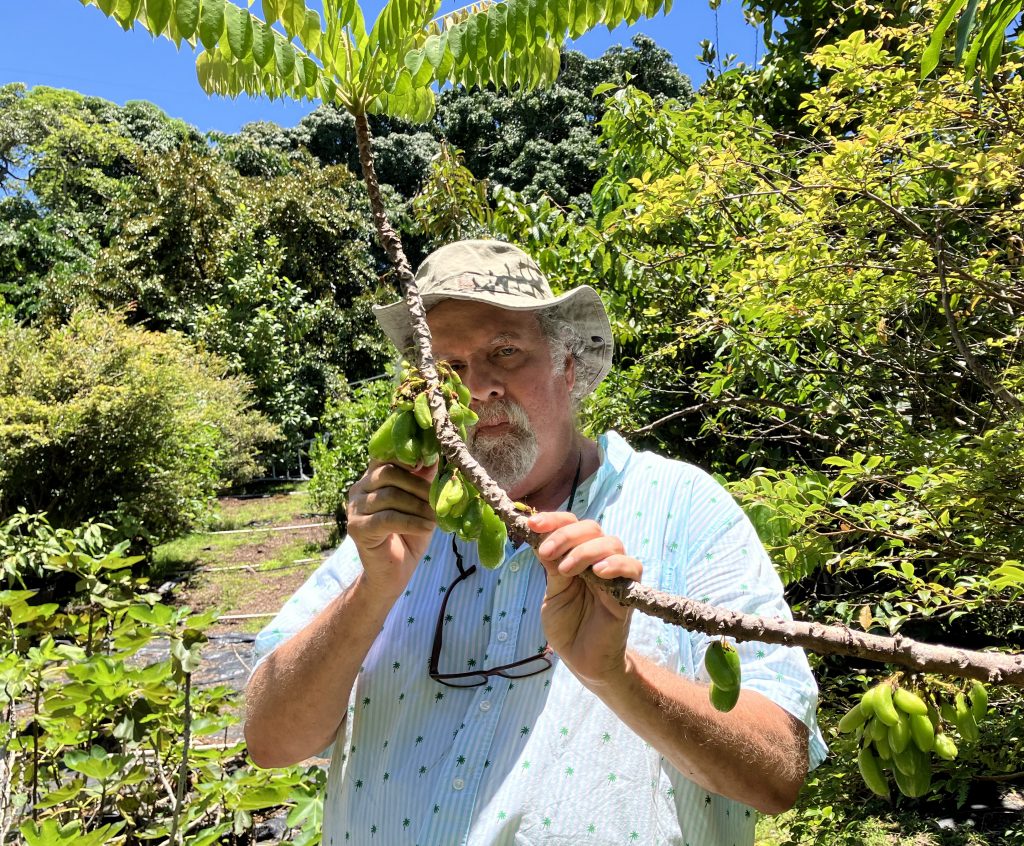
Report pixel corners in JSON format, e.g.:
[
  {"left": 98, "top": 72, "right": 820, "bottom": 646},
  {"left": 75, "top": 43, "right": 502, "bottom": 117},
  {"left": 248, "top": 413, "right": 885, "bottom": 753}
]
[{"left": 254, "top": 431, "right": 827, "bottom": 846}]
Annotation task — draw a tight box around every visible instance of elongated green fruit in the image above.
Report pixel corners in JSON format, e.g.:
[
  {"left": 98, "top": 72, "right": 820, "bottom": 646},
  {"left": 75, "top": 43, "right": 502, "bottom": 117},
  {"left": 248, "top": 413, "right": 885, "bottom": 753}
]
[
  {"left": 838, "top": 703, "right": 868, "bottom": 733},
  {"left": 888, "top": 712, "right": 911, "bottom": 754},
  {"left": 954, "top": 698, "right": 979, "bottom": 743},
  {"left": 867, "top": 717, "right": 888, "bottom": 744},
  {"left": 709, "top": 682, "right": 740, "bottom": 712},
  {"left": 392, "top": 410, "right": 421, "bottom": 465},
  {"left": 857, "top": 746, "right": 890, "bottom": 799},
  {"left": 420, "top": 424, "right": 440, "bottom": 467},
  {"left": 874, "top": 730, "right": 892, "bottom": 759},
  {"left": 940, "top": 701, "right": 958, "bottom": 725},
  {"left": 873, "top": 684, "right": 901, "bottom": 727},
  {"left": 454, "top": 379, "right": 471, "bottom": 406},
  {"left": 449, "top": 478, "right": 474, "bottom": 518},
  {"left": 892, "top": 743, "right": 917, "bottom": 777},
  {"left": 368, "top": 412, "right": 400, "bottom": 461},
  {"left": 435, "top": 474, "right": 465, "bottom": 518},
  {"left": 933, "top": 733, "right": 958, "bottom": 760},
  {"left": 704, "top": 641, "right": 741, "bottom": 690},
  {"left": 429, "top": 465, "right": 452, "bottom": 511},
  {"left": 459, "top": 497, "right": 485, "bottom": 541},
  {"left": 859, "top": 685, "right": 878, "bottom": 718},
  {"left": 909, "top": 712, "right": 935, "bottom": 753},
  {"left": 893, "top": 759, "right": 931, "bottom": 798},
  {"left": 477, "top": 505, "right": 507, "bottom": 569},
  {"left": 893, "top": 687, "right": 929, "bottom": 717},
  {"left": 413, "top": 391, "right": 432, "bottom": 429},
  {"left": 969, "top": 681, "right": 988, "bottom": 720}
]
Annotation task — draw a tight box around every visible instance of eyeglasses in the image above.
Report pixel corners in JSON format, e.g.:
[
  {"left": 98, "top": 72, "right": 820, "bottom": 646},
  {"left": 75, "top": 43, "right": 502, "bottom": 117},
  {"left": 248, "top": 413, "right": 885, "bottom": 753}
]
[{"left": 428, "top": 537, "right": 553, "bottom": 688}]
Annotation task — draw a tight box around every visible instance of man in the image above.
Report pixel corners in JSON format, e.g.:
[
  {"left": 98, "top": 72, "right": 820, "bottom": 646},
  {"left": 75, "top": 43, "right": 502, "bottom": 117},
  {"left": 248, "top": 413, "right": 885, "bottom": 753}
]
[{"left": 245, "top": 240, "right": 826, "bottom": 845}]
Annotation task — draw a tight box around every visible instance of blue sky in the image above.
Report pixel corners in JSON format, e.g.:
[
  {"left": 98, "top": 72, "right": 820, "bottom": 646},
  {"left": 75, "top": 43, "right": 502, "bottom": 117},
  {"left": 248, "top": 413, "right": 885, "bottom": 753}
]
[{"left": 5, "top": 0, "right": 762, "bottom": 134}]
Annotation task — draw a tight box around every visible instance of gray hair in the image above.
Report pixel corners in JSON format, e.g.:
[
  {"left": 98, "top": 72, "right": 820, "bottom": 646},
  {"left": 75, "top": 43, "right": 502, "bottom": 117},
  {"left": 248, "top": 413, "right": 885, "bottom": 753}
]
[{"left": 536, "top": 310, "right": 591, "bottom": 405}]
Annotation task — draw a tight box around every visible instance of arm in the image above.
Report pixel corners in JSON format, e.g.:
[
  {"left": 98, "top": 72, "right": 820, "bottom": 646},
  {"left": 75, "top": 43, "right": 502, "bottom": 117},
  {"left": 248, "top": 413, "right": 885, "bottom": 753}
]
[
  {"left": 244, "top": 461, "right": 436, "bottom": 768},
  {"left": 528, "top": 511, "right": 810, "bottom": 815}
]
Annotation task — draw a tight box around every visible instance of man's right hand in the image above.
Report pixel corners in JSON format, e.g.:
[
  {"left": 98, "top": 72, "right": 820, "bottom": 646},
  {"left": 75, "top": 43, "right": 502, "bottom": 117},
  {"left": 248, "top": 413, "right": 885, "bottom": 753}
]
[{"left": 346, "top": 460, "right": 438, "bottom": 598}]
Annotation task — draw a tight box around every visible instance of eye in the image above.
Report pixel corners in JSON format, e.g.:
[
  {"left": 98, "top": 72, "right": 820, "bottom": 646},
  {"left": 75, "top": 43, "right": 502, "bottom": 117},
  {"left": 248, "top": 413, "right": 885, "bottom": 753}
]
[{"left": 496, "top": 346, "right": 518, "bottom": 358}]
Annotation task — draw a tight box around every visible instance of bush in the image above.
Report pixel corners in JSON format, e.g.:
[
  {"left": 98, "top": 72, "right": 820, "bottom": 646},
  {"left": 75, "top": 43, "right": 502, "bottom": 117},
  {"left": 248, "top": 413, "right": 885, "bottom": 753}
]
[
  {"left": 0, "top": 309, "right": 279, "bottom": 546},
  {"left": 308, "top": 375, "right": 393, "bottom": 531},
  {"left": 0, "top": 512, "right": 325, "bottom": 845}
]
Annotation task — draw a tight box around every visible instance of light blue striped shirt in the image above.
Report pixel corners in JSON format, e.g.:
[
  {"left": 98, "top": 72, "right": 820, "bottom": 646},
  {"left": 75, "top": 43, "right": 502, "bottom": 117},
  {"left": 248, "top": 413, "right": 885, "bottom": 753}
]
[{"left": 254, "top": 431, "right": 827, "bottom": 845}]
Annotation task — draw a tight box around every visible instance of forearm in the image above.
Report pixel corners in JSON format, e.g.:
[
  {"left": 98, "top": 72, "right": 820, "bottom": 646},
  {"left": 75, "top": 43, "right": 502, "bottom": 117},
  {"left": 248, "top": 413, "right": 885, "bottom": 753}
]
[
  {"left": 244, "top": 572, "right": 397, "bottom": 768},
  {"left": 591, "top": 650, "right": 809, "bottom": 814}
]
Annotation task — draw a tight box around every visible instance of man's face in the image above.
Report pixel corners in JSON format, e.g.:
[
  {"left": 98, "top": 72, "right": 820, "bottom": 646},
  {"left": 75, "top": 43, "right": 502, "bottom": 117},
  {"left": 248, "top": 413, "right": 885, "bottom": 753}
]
[{"left": 427, "top": 299, "right": 576, "bottom": 498}]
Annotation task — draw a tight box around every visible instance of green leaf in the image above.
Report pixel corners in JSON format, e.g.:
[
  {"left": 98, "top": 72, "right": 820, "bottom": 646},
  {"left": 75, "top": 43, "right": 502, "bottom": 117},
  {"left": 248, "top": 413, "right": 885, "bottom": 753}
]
[
  {"left": 423, "top": 32, "right": 446, "bottom": 68},
  {"left": 275, "top": 37, "right": 297, "bottom": 77},
  {"left": 300, "top": 56, "right": 319, "bottom": 87},
  {"left": 145, "top": 0, "right": 172, "bottom": 34},
  {"left": 302, "top": 9, "right": 322, "bottom": 53},
  {"left": 199, "top": 0, "right": 226, "bottom": 49},
  {"left": 486, "top": 4, "right": 508, "bottom": 60},
  {"left": 226, "top": 3, "right": 255, "bottom": 58},
  {"left": 921, "top": 0, "right": 967, "bottom": 78},
  {"left": 97, "top": 0, "right": 117, "bottom": 15},
  {"left": 174, "top": 0, "right": 201, "bottom": 38},
  {"left": 283, "top": 0, "right": 307, "bottom": 37},
  {"left": 262, "top": 0, "right": 282, "bottom": 26},
  {"left": 954, "top": 0, "right": 981, "bottom": 63},
  {"left": 252, "top": 18, "right": 276, "bottom": 68},
  {"left": 236, "top": 784, "right": 296, "bottom": 810}
]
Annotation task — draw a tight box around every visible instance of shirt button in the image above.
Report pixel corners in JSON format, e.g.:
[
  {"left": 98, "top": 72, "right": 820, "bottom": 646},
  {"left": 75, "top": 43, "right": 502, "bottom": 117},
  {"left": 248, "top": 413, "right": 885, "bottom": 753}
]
[
  {"left": 452, "top": 778, "right": 465, "bottom": 791},
  {"left": 496, "top": 631, "right": 509, "bottom": 642},
  {"left": 509, "top": 561, "right": 520, "bottom": 572},
  {"left": 479, "top": 700, "right": 491, "bottom": 712}
]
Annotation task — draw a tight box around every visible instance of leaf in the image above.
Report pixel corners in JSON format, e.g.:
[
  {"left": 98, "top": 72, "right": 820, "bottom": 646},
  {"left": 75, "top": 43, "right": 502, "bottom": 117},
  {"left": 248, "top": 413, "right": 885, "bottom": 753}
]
[
  {"left": 300, "top": 56, "right": 319, "bottom": 87},
  {"left": 174, "top": 0, "right": 201, "bottom": 38},
  {"left": 261, "top": 0, "right": 282, "bottom": 26},
  {"left": 252, "top": 18, "right": 276, "bottom": 68},
  {"left": 283, "top": 0, "right": 307, "bottom": 38},
  {"left": 199, "top": 0, "right": 226, "bottom": 50},
  {"left": 144, "top": 0, "right": 172, "bottom": 34},
  {"left": 423, "top": 32, "right": 446, "bottom": 68},
  {"left": 275, "top": 38, "right": 297, "bottom": 78},
  {"left": 486, "top": 4, "right": 508, "bottom": 60},
  {"left": 302, "top": 9, "right": 322, "bottom": 53},
  {"left": 921, "top": 0, "right": 967, "bottom": 78},
  {"left": 954, "top": 0, "right": 981, "bottom": 63},
  {"left": 226, "top": 3, "right": 255, "bottom": 59}
]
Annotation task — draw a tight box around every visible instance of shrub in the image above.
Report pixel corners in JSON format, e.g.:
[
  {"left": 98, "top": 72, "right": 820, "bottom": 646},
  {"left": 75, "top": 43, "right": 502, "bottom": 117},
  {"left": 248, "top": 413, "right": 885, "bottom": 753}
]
[
  {"left": 308, "top": 375, "right": 393, "bottom": 531},
  {"left": 0, "top": 309, "right": 279, "bottom": 546}
]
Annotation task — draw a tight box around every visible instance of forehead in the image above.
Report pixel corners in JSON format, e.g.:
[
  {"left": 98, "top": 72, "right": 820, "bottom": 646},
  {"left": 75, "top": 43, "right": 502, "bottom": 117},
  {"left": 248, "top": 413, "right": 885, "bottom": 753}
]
[{"left": 427, "top": 299, "right": 544, "bottom": 353}]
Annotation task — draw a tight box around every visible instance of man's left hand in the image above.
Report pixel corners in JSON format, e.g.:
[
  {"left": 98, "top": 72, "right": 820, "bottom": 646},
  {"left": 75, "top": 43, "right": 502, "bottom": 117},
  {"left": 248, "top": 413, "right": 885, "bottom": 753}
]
[{"left": 528, "top": 512, "right": 642, "bottom": 688}]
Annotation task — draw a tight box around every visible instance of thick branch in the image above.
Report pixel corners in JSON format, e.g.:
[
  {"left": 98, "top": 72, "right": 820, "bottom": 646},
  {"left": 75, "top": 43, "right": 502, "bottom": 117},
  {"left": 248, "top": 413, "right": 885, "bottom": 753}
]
[{"left": 353, "top": 112, "right": 1024, "bottom": 687}]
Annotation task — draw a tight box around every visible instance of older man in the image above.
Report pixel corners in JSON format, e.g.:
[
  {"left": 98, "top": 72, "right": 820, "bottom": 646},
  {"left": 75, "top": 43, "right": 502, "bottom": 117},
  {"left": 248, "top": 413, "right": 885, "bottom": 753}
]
[{"left": 245, "top": 240, "right": 826, "bottom": 845}]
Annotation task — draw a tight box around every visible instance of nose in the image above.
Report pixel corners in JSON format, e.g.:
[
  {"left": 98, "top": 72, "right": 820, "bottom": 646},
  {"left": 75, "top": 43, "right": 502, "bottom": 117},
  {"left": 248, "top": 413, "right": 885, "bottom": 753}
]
[{"left": 463, "top": 359, "right": 505, "bottom": 404}]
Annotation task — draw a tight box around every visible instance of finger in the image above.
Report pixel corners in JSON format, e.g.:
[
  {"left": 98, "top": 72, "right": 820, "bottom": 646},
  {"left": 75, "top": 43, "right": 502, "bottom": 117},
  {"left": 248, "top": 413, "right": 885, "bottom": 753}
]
[
  {"left": 354, "top": 511, "right": 438, "bottom": 548},
  {"left": 589, "top": 553, "right": 642, "bottom": 582},
  {"left": 362, "top": 462, "right": 432, "bottom": 499},
  {"left": 361, "top": 487, "right": 436, "bottom": 522},
  {"left": 535, "top": 519, "right": 607, "bottom": 561},
  {"left": 554, "top": 536, "right": 627, "bottom": 577},
  {"left": 527, "top": 511, "right": 578, "bottom": 536}
]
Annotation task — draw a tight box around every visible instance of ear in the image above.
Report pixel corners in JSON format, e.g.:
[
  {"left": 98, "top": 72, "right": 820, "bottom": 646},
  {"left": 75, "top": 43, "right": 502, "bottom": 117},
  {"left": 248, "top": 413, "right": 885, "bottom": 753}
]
[{"left": 563, "top": 352, "right": 576, "bottom": 395}]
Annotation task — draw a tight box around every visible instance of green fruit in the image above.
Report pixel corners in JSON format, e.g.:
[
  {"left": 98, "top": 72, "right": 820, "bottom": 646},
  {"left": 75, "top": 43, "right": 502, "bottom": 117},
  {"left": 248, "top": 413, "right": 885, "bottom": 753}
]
[
  {"left": 909, "top": 712, "right": 935, "bottom": 753},
  {"left": 435, "top": 474, "right": 465, "bottom": 518},
  {"left": 429, "top": 464, "right": 451, "bottom": 510},
  {"left": 453, "top": 379, "right": 471, "bottom": 405},
  {"left": 873, "top": 684, "right": 901, "bottom": 727},
  {"left": 867, "top": 716, "right": 888, "bottom": 744},
  {"left": 413, "top": 391, "right": 432, "bottom": 429},
  {"left": 368, "top": 413, "right": 399, "bottom": 461},
  {"left": 969, "top": 681, "right": 988, "bottom": 721},
  {"left": 859, "top": 685, "right": 878, "bottom": 718},
  {"left": 477, "top": 505, "right": 507, "bottom": 569},
  {"left": 954, "top": 692, "right": 979, "bottom": 742},
  {"left": 838, "top": 703, "right": 868, "bottom": 733},
  {"left": 857, "top": 745, "right": 890, "bottom": 799},
  {"left": 893, "top": 687, "right": 929, "bottom": 717},
  {"left": 709, "top": 682, "right": 740, "bottom": 712},
  {"left": 893, "top": 758, "right": 931, "bottom": 798},
  {"left": 392, "top": 410, "right": 421, "bottom": 465},
  {"left": 704, "top": 641, "right": 741, "bottom": 691},
  {"left": 933, "top": 733, "right": 958, "bottom": 761},
  {"left": 940, "top": 702, "right": 958, "bottom": 726},
  {"left": 448, "top": 478, "right": 474, "bottom": 518},
  {"left": 459, "top": 497, "right": 485, "bottom": 541},
  {"left": 874, "top": 731, "right": 892, "bottom": 760},
  {"left": 892, "top": 743, "right": 917, "bottom": 777},
  {"left": 888, "top": 712, "right": 911, "bottom": 754}
]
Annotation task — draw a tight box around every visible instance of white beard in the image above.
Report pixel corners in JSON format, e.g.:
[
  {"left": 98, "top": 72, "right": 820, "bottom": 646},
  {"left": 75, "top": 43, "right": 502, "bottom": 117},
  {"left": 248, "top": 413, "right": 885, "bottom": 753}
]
[{"left": 466, "top": 398, "right": 538, "bottom": 491}]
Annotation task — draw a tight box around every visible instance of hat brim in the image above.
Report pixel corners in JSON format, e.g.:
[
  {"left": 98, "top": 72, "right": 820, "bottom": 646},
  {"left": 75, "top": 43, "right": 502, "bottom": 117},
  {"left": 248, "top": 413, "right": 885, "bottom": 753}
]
[{"left": 372, "top": 286, "right": 613, "bottom": 397}]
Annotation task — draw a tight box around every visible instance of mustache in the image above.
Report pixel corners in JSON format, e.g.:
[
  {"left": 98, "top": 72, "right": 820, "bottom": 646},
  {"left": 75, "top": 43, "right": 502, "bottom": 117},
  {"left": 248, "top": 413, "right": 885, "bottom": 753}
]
[{"left": 472, "top": 399, "right": 531, "bottom": 430}]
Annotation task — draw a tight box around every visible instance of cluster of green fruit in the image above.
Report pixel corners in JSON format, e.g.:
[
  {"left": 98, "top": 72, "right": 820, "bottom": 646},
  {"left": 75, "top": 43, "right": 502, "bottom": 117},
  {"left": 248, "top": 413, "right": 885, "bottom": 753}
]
[
  {"left": 368, "top": 362, "right": 477, "bottom": 467},
  {"left": 368, "top": 361, "right": 509, "bottom": 569},
  {"left": 840, "top": 678, "right": 988, "bottom": 799},
  {"left": 704, "top": 640, "right": 742, "bottom": 712}
]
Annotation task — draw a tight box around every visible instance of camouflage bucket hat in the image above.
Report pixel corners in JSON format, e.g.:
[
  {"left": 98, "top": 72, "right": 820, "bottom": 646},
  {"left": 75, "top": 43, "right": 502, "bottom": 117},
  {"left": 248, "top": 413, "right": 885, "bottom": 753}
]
[{"left": 372, "top": 239, "right": 614, "bottom": 397}]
